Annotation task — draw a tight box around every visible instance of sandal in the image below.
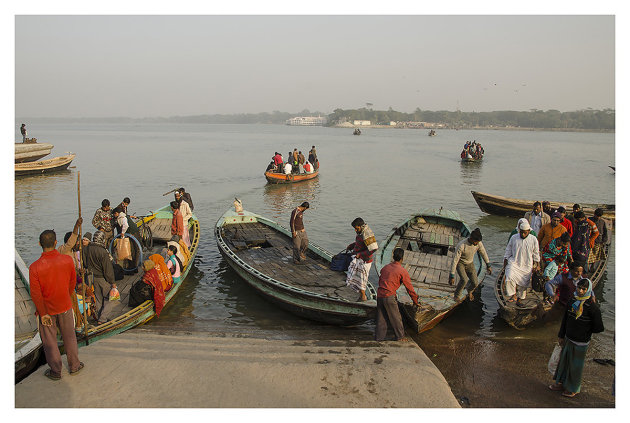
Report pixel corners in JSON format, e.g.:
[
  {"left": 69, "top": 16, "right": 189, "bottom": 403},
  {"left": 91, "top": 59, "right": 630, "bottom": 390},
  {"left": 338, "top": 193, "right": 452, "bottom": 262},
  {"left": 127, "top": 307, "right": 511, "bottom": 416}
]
[
  {"left": 507, "top": 296, "right": 517, "bottom": 303},
  {"left": 44, "top": 369, "right": 61, "bottom": 381},
  {"left": 548, "top": 383, "right": 563, "bottom": 391},
  {"left": 70, "top": 362, "right": 85, "bottom": 375},
  {"left": 562, "top": 391, "right": 578, "bottom": 398}
]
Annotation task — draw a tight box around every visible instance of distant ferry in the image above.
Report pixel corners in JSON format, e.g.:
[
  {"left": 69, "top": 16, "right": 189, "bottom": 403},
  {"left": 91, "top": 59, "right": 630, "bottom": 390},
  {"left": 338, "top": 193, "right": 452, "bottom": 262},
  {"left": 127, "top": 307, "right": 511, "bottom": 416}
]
[{"left": 285, "top": 116, "right": 326, "bottom": 126}]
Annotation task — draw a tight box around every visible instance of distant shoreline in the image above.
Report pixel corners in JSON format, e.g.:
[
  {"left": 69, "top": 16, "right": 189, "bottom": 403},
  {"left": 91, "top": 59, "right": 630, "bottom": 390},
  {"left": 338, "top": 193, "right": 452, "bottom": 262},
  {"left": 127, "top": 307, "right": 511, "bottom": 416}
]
[{"left": 332, "top": 124, "right": 614, "bottom": 134}]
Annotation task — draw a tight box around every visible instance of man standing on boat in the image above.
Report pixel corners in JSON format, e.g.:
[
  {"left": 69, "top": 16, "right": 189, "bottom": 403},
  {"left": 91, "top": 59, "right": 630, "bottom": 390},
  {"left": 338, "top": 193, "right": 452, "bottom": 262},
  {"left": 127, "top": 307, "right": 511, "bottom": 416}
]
[
  {"left": 308, "top": 146, "right": 318, "bottom": 170},
  {"left": 375, "top": 248, "right": 418, "bottom": 342},
  {"left": 524, "top": 201, "right": 550, "bottom": 235},
  {"left": 538, "top": 212, "right": 567, "bottom": 251},
  {"left": 449, "top": 228, "right": 492, "bottom": 301},
  {"left": 20, "top": 123, "right": 27, "bottom": 142},
  {"left": 504, "top": 219, "right": 540, "bottom": 305},
  {"left": 347, "top": 217, "right": 378, "bottom": 301},
  {"left": 92, "top": 199, "right": 114, "bottom": 247},
  {"left": 30, "top": 230, "right": 84, "bottom": 380},
  {"left": 290, "top": 202, "right": 309, "bottom": 264}
]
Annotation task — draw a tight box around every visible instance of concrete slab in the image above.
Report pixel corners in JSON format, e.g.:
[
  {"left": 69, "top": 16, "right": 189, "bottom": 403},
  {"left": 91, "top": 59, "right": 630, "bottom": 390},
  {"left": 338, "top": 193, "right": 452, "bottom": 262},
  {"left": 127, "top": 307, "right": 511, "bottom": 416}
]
[{"left": 15, "top": 329, "right": 459, "bottom": 408}]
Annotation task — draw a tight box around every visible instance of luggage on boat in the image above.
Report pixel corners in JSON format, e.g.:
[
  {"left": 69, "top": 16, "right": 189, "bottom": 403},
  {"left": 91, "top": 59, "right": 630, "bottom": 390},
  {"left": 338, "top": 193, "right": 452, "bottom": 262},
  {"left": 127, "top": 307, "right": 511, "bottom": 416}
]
[
  {"left": 330, "top": 249, "right": 353, "bottom": 272},
  {"left": 531, "top": 270, "right": 544, "bottom": 292},
  {"left": 128, "top": 280, "right": 154, "bottom": 307}
]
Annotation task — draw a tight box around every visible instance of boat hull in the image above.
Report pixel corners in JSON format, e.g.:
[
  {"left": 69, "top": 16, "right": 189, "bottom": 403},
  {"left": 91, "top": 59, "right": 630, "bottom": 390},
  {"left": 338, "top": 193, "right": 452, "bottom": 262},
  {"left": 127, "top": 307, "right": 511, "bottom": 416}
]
[
  {"left": 375, "top": 208, "right": 486, "bottom": 334},
  {"left": 15, "top": 154, "right": 75, "bottom": 176},
  {"left": 216, "top": 209, "right": 376, "bottom": 325},
  {"left": 15, "top": 143, "right": 54, "bottom": 163},
  {"left": 265, "top": 170, "right": 319, "bottom": 184},
  {"left": 471, "top": 190, "right": 615, "bottom": 221}
]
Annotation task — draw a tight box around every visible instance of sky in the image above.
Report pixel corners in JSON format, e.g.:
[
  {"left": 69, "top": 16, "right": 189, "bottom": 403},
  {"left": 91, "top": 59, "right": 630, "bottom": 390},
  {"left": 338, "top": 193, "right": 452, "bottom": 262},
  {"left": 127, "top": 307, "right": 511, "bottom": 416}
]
[{"left": 14, "top": 13, "right": 616, "bottom": 118}]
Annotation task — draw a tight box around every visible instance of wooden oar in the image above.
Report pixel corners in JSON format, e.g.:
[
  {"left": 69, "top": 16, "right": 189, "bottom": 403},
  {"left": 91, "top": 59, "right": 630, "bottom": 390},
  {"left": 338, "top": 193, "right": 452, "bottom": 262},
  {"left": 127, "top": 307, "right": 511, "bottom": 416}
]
[
  {"left": 162, "top": 188, "right": 178, "bottom": 196},
  {"left": 77, "top": 171, "right": 90, "bottom": 345}
]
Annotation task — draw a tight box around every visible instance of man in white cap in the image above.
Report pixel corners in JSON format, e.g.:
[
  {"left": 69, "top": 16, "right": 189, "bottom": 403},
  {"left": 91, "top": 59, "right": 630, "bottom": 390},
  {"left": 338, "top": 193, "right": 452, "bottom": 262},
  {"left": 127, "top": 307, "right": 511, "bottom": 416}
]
[{"left": 504, "top": 218, "right": 540, "bottom": 304}]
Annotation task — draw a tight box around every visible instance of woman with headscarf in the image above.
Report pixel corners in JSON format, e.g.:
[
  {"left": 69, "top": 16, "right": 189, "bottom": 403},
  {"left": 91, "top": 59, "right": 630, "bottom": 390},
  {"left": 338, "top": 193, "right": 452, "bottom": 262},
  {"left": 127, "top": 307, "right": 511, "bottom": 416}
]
[
  {"left": 549, "top": 278, "right": 604, "bottom": 398},
  {"left": 542, "top": 232, "right": 573, "bottom": 274}
]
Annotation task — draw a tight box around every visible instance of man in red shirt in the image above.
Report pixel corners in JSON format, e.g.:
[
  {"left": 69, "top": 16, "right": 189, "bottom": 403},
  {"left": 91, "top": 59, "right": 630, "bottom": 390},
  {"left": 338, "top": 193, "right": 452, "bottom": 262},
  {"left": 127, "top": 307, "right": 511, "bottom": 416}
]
[
  {"left": 29, "top": 229, "right": 83, "bottom": 380},
  {"left": 375, "top": 247, "right": 419, "bottom": 341}
]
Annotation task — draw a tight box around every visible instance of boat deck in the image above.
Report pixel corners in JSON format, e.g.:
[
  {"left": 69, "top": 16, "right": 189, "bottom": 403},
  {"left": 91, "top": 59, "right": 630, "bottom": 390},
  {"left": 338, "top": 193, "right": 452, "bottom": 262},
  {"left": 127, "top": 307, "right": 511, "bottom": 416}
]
[
  {"left": 15, "top": 268, "right": 38, "bottom": 352},
  {"left": 397, "top": 221, "right": 461, "bottom": 293},
  {"left": 221, "top": 222, "right": 358, "bottom": 301}
]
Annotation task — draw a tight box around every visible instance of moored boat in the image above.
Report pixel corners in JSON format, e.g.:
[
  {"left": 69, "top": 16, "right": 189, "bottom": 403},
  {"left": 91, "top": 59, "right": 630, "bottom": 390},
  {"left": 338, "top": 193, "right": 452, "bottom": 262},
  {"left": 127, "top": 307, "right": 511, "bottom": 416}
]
[
  {"left": 15, "top": 141, "right": 54, "bottom": 163},
  {"left": 15, "top": 249, "right": 43, "bottom": 382},
  {"left": 15, "top": 153, "right": 75, "bottom": 176},
  {"left": 265, "top": 168, "right": 319, "bottom": 184},
  {"left": 494, "top": 242, "right": 610, "bottom": 330},
  {"left": 471, "top": 191, "right": 615, "bottom": 222},
  {"left": 62, "top": 204, "right": 200, "bottom": 348},
  {"left": 375, "top": 208, "right": 487, "bottom": 333},
  {"left": 215, "top": 206, "right": 377, "bottom": 325}
]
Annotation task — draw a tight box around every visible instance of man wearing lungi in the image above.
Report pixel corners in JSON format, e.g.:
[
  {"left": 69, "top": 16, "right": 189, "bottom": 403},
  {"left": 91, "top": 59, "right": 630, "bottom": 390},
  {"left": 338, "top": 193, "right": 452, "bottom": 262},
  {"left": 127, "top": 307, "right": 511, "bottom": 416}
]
[{"left": 504, "top": 218, "right": 540, "bottom": 305}]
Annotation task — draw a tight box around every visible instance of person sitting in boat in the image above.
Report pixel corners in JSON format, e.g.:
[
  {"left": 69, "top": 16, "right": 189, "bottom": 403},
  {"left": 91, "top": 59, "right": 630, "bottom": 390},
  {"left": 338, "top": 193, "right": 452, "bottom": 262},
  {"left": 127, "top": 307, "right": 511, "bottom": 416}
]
[
  {"left": 283, "top": 161, "right": 292, "bottom": 175},
  {"left": 449, "top": 228, "right": 492, "bottom": 301},
  {"left": 503, "top": 219, "right": 540, "bottom": 305},
  {"left": 542, "top": 254, "right": 566, "bottom": 292},
  {"left": 542, "top": 232, "right": 573, "bottom": 274},
  {"left": 303, "top": 161, "right": 313, "bottom": 174},
  {"left": 524, "top": 201, "right": 550, "bottom": 235},
  {"left": 538, "top": 212, "right": 567, "bottom": 251},
  {"left": 266, "top": 160, "right": 277, "bottom": 173},
  {"left": 166, "top": 244, "right": 183, "bottom": 284},
  {"left": 346, "top": 218, "right": 378, "bottom": 302},
  {"left": 83, "top": 230, "right": 117, "bottom": 325},
  {"left": 375, "top": 247, "right": 418, "bottom": 342}
]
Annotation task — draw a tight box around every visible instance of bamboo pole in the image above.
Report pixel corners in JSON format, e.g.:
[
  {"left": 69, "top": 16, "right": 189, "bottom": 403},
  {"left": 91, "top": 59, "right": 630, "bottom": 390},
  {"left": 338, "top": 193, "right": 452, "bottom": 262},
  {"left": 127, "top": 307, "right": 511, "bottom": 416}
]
[{"left": 77, "top": 171, "right": 90, "bottom": 345}]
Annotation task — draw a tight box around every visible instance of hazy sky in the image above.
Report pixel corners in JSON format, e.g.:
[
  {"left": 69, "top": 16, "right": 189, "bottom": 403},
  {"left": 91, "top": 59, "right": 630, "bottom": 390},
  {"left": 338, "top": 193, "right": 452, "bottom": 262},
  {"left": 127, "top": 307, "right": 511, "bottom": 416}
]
[{"left": 15, "top": 15, "right": 615, "bottom": 118}]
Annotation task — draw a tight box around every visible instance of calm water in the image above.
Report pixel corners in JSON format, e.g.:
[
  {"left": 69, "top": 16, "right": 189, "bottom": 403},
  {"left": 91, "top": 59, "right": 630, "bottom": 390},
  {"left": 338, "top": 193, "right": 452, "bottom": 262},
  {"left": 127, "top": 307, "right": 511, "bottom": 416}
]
[{"left": 14, "top": 124, "right": 615, "bottom": 354}]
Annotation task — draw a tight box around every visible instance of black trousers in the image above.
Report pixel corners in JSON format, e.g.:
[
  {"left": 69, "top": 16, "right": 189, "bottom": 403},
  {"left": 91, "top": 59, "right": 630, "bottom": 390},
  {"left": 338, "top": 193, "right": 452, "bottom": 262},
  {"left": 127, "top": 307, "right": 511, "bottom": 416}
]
[{"left": 375, "top": 295, "right": 405, "bottom": 341}]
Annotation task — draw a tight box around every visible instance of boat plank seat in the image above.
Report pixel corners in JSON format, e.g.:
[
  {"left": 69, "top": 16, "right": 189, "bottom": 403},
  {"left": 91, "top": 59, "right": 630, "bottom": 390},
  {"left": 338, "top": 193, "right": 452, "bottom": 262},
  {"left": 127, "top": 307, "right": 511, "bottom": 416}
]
[{"left": 221, "top": 222, "right": 358, "bottom": 301}]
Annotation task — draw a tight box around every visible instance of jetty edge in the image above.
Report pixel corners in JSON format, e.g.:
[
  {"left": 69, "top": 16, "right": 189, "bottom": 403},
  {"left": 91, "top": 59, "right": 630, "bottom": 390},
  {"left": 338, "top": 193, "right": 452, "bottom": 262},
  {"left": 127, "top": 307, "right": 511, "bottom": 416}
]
[
  {"left": 216, "top": 206, "right": 377, "bottom": 325},
  {"left": 375, "top": 208, "right": 486, "bottom": 333}
]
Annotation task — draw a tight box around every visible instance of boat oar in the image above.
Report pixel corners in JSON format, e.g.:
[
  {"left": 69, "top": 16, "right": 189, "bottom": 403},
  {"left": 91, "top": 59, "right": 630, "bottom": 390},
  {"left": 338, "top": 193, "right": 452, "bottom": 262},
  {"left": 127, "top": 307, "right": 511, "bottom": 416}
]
[
  {"left": 162, "top": 188, "right": 178, "bottom": 196},
  {"left": 77, "top": 171, "right": 90, "bottom": 345}
]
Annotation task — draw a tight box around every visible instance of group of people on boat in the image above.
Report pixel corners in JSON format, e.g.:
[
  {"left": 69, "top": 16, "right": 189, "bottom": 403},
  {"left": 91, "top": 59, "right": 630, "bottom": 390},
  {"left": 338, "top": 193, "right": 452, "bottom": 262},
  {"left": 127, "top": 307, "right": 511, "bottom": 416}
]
[
  {"left": 428, "top": 129, "right": 436, "bottom": 136},
  {"left": 501, "top": 201, "right": 607, "bottom": 398},
  {"left": 460, "top": 140, "right": 484, "bottom": 160},
  {"left": 266, "top": 146, "right": 319, "bottom": 175},
  {"left": 28, "top": 189, "right": 195, "bottom": 380},
  {"left": 353, "top": 128, "right": 362, "bottom": 135}
]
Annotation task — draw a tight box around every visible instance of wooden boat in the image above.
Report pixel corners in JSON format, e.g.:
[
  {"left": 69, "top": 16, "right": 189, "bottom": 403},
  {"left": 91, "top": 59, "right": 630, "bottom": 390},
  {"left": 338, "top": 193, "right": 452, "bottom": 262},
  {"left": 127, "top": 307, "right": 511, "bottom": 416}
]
[
  {"left": 15, "top": 154, "right": 75, "bottom": 176},
  {"left": 461, "top": 156, "right": 482, "bottom": 163},
  {"left": 67, "top": 204, "right": 200, "bottom": 347},
  {"left": 353, "top": 129, "right": 362, "bottom": 135},
  {"left": 494, "top": 241, "right": 610, "bottom": 330},
  {"left": 375, "top": 208, "right": 487, "bottom": 333},
  {"left": 15, "top": 141, "right": 54, "bottom": 163},
  {"left": 15, "top": 249, "right": 43, "bottom": 382},
  {"left": 265, "top": 168, "right": 319, "bottom": 184},
  {"left": 471, "top": 191, "right": 615, "bottom": 222},
  {"left": 428, "top": 130, "right": 437, "bottom": 137},
  {"left": 216, "top": 207, "right": 377, "bottom": 325}
]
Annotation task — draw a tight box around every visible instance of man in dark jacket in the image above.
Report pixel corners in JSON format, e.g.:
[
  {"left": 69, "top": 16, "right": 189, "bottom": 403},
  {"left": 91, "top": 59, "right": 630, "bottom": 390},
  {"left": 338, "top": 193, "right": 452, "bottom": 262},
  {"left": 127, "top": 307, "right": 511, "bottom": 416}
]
[{"left": 83, "top": 230, "right": 116, "bottom": 324}]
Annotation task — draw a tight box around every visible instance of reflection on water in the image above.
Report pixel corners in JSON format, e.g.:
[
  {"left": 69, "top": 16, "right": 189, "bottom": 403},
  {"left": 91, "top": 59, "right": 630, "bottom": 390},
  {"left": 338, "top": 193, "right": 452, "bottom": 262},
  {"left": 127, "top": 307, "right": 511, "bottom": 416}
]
[
  {"left": 262, "top": 178, "right": 321, "bottom": 220},
  {"left": 459, "top": 160, "right": 483, "bottom": 186}
]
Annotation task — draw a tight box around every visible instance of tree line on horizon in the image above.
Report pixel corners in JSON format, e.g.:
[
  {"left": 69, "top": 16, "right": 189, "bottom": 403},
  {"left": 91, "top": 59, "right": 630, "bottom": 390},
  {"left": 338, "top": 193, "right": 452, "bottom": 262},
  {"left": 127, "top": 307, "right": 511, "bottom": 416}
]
[{"left": 20, "top": 107, "right": 614, "bottom": 130}]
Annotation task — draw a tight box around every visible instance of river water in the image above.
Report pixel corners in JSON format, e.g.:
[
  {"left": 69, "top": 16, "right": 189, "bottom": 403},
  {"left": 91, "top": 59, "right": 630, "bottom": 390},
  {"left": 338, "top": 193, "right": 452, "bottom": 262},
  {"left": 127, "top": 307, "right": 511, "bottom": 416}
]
[{"left": 14, "top": 123, "right": 615, "bottom": 406}]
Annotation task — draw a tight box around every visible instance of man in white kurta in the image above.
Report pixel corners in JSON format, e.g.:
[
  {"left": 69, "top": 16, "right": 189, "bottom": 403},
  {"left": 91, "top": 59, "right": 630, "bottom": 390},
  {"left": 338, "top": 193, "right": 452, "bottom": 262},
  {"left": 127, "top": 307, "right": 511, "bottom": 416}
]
[{"left": 504, "top": 219, "right": 540, "bottom": 303}]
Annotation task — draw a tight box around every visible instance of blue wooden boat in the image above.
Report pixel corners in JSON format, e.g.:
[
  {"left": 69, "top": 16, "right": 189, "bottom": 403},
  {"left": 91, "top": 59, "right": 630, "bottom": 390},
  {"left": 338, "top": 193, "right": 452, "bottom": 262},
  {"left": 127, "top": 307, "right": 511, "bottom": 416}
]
[
  {"left": 66, "top": 204, "right": 200, "bottom": 347},
  {"left": 15, "top": 249, "right": 43, "bottom": 382},
  {"left": 216, "top": 207, "right": 377, "bottom": 325},
  {"left": 375, "top": 208, "right": 487, "bottom": 333}
]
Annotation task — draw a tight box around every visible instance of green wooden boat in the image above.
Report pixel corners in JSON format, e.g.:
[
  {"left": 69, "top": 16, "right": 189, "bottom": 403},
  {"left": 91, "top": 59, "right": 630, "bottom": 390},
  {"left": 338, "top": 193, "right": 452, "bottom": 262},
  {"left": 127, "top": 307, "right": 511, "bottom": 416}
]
[
  {"left": 15, "top": 249, "right": 43, "bottom": 382},
  {"left": 67, "top": 204, "right": 200, "bottom": 347},
  {"left": 375, "top": 208, "right": 487, "bottom": 333},
  {"left": 216, "top": 206, "right": 377, "bottom": 325}
]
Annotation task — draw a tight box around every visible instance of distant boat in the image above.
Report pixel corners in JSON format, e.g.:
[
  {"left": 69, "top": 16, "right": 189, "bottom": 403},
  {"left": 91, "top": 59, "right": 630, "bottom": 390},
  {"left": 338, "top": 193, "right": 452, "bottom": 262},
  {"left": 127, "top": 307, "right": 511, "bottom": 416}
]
[
  {"left": 15, "top": 249, "right": 43, "bottom": 382},
  {"left": 428, "top": 130, "right": 437, "bottom": 137},
  {"left": 216, "top": 206, "right": 377, "bottom": 325},
  {"left": 375, "top": 208, "right": 487, "bottom": 334},
  {"left": 470, "top": 190, "right": 615, "bottom": 222},
  {"left": 353, "top": 128, "right": 362, "bottom": 135},
  {"left": 461, "top": 157, "right": 481, "bottom": 163},
  {"left": 15, "top": 153, "right": 76, "bottom": 176},
  {"left": 15, "top": 141, "right": 54, "bottom": 163}
]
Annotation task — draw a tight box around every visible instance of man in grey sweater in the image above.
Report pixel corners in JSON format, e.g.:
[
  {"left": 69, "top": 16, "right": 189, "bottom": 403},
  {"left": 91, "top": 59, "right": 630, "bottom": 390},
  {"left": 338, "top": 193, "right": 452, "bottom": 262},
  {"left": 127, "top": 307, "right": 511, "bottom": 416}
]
[
  {"left": 83, "top": 230, "right": 116, "bottom": 324},
  {"left": 449, "top": 228, "right": 492, "bottom": 301}
]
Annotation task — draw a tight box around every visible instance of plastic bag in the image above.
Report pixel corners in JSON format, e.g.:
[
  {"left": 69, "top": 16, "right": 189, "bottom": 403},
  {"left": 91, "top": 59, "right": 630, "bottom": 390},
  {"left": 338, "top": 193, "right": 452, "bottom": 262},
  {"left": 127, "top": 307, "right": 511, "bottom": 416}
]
[
  {"left": 116, "top": 236, "right": 132, "bottom": 261},
  {"left": 548, "top": 344, "right": 562, "bottom": 375},
  {"left": 109, "top": 286, "right": 120, "bottom": 301}
]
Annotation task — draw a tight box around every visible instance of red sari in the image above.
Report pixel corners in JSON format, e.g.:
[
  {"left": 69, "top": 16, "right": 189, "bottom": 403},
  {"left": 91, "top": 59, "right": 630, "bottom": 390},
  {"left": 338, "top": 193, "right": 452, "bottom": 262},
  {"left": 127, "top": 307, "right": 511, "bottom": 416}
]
[{"left": 142, "top": 268, "right": 166, "bottom": 317}]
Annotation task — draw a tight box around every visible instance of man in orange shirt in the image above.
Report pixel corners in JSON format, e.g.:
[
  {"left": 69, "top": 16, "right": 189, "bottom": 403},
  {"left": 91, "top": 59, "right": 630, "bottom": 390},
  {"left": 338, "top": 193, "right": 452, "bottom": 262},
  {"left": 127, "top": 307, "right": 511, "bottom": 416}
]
[
  {"left": 538, "top": 212, "right": 567, "bottom": 251},
  {"left": 29, "top": 230, "right": 84, "bottom": 380}
]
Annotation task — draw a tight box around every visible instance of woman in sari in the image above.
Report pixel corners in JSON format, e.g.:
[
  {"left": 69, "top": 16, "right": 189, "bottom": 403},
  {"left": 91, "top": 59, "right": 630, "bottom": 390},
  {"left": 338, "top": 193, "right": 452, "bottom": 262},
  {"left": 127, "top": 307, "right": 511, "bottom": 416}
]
[
  {"left": 549, "top": 278, "right": 604, "bottom": 397},
  {"left": 542, "top": 232, "right": 573, "bottom": 274}
]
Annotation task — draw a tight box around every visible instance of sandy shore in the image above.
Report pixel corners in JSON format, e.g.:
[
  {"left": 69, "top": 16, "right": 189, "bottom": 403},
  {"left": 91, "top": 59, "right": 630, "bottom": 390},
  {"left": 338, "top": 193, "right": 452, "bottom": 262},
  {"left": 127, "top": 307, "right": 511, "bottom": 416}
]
[{"left": 15, "top": 329, "right": 459, "bottom": 408}]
